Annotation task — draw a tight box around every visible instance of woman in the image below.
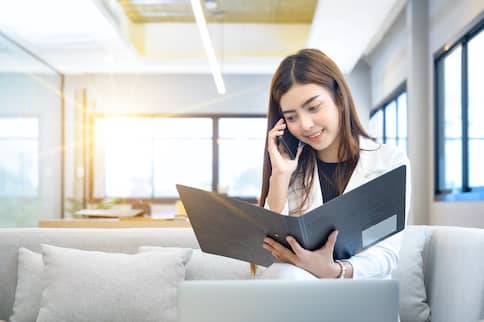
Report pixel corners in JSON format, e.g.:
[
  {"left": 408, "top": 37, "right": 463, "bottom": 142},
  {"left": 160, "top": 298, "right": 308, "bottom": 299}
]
[{"left": 257, "top": 48, "right": 410, "bottom": 280}]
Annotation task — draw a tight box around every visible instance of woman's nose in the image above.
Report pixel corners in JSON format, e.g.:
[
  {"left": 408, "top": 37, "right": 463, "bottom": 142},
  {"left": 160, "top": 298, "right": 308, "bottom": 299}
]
[{"left": 299, "top": 114, "right": 314, "bottom": 130}]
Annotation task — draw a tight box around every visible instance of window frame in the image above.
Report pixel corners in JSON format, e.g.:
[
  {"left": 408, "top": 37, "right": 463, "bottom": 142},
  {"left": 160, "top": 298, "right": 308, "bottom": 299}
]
[
  {"left": 89, "top": 113, "right": 267, "bottom": 204},
  {"left": 434, "top": 17, "right": 484, "bottom": 201},
  {"left": 369, "top": 82, "right": 407, "bottom": 147}
]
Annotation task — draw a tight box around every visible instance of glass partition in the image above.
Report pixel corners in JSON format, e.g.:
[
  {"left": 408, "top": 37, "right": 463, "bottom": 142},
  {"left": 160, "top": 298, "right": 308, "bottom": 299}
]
[{"left": 0, "top": 32, "right": 62, "bottom": 227}]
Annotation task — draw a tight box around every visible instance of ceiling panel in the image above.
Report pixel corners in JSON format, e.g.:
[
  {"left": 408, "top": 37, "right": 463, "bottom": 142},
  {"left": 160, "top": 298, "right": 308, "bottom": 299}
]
[{"left": 118, "top": 0, "right": 317, "bottom": 23}]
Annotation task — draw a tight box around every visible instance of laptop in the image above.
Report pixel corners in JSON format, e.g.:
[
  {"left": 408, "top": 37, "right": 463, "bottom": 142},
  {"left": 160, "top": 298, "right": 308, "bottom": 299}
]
[
  {"left": 177, "top": 280, "right": 400, "bottom": 322},
  {"left": 176, "top": 165, "right": 406, "bottom": 267}
]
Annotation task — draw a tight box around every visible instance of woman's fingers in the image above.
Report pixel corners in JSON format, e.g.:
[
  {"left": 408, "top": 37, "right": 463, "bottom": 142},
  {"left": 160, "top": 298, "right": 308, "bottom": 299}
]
[
  {"left": 267, "top": 120, "right": 285, "bottom": 151},
  {"left": 321, "top": 230, "right": 338, "bottom": 255},
  {"left": 295, "top": 142, "right": 304, "bottom": 160},
  {"left": 263, "top": 237, "right": 299, "bottom": 264},
  {"left": 286, "top": 236, "right": 304, "bottom": 256},
  {"left": 270, "top": 120, "right": 285, "bottom": 133},
  {"left": 267, "top": 120, "right": 290, "bottom": 163}
]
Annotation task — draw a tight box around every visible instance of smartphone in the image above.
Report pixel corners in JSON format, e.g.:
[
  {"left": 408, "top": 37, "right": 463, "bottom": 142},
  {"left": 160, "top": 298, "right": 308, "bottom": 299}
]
[{"left": 278, "top": 129, "right": 301, "bottom": 160}]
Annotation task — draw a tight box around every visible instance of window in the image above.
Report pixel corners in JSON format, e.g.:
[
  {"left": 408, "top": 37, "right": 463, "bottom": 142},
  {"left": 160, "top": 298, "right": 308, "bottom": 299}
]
[
  {"left": 369, "top": 109, "right": 383, "bottom": 142},
  {"left": 435, "top": 20, "right": 483, "bottom": 200},
  {"left": 218, "top": 118, "right": 266, "bottom": 198},
  {"left": 0, "top": 117, "right": 39, "bottom": 197},
  {"left": 467, "top": 27, "right": 484, "bottom": 189},
  {"left": 92, "top": 115, "right": 266, "bottom": 201},
  {"left": 369, "top": 85, "right": 407, "bottom": 152}
]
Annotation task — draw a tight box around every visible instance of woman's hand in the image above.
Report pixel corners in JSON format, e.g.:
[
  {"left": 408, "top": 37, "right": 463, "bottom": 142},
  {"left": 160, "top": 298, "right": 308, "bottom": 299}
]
[
  {"left": 262, "top": 230, "right": 341, "bottom": 278},
  {"left": 267, "top": 118, "right": 303, "bottom": 176}
]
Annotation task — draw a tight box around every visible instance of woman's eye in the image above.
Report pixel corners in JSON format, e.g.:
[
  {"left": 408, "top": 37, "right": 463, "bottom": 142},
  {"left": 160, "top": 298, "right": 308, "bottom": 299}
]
[
  {"left": 308, "top": 104, "right": 321, "bottom": 112},
  {"left": 285, "top": 115, "right": 296, "bottom": 122}
]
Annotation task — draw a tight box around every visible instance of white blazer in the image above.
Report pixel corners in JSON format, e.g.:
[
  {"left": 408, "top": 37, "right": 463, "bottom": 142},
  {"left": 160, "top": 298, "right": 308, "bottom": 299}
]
[{"left": 268, "top": 137, "right": 411, "bottom": 279}]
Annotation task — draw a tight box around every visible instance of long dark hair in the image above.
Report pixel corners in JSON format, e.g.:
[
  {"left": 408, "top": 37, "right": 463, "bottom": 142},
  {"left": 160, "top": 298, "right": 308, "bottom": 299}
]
[{"left": 259, "top": 49, "right": 372, "bottom": 214}]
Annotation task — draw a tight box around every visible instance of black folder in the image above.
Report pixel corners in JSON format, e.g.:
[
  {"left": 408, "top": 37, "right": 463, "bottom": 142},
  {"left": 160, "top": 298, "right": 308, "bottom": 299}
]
[{"left": 176, "top": 165, "right": 406, "bottom": 267}]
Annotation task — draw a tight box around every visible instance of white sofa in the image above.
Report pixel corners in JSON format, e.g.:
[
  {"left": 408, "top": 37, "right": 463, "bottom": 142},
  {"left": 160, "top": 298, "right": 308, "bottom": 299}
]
[{"left": 0, "top": 225, "right": 483, "bottom": 322}]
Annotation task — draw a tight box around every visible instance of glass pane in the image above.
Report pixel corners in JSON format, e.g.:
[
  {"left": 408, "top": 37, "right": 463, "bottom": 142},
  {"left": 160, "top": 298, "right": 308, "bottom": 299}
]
[
  {"left": 369, "top": 110, "right": 383, "bottom": 142},
  {"left": 153, "top": 118, "right": 212, "bottom": 138},
  {"left": 218, "top": 118, "right": 267, "bottom": 198},
  {"left": 153, "top": 139, "right": 212, "bottom": 197},
  {"left": 0, "top": 118, "right": 38, "bottom": 138},
  {"left": 95, "top": 117, "right": 153, "bottom": 140},
  {"left": 468, "top": 29, "right": 484, "bottom": 139},
  {"left": 0, "top": 140, "right": 38, "bottom": 197},
  {"left": 0, "top": 33, "right": 61, "bottom": 227},
  {"left": 444, "top": 139, "right": 462, "bottom": 190},
  {"left": 385, "top": 138, "right": 397, "bottom": 147},
  {"left": 397, "top": 92, "right": 407, "bottom": 138},
  {"left": 469, "top": 139, "right": 484, "bottom": 187},
  {"left": 219, "top": 138, "right": 264, "bottom": 197},
  {"left": 105, "top": 139, "right": 153, "bottom": 198},
  {"left": 94, "top": 117, "right": 213, "bottom": 198},
  {"left": 219, "top": 118, "right": 267, "bottom": 138},
  {"left": 93, "top": 118, "right": 153, "bottom": 198},
  {"left": 153, "top": 118, "right": 212, "bottom": 197},
  {"left": 444, "top": 45, "right": 462, "bottom": 139},
  {"left": 385, "top": 102, "right": 397, "bottom": 140},
  {"left": 219, "top": 118, "right": 266, "bottom": 197},
  {"left": 437, "top": 46, "right": 463, "bottom": 191},
  {"left": 468, "top": 30, "right": 484, "bottom": 188}
]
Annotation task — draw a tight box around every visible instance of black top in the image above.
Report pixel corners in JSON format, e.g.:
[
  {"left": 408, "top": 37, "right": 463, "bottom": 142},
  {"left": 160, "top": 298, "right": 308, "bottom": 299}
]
[{"left": 317, "top": 159, "right": 348, "bottom": 203}]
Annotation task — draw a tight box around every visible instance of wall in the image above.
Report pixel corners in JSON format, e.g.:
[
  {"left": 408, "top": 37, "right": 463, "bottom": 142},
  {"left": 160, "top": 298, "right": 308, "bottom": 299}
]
[
  {"left": 63, "top": 69, "right": 371, "bottom": 208},
  {"left": 64, "top": 74, "right": 273, "bottom": 115},
  {"left": 345, "top": 59, "right": 372, "bottom": 128},
  {"left": 428, "top": 0, "right": 484, "bottom": 227},
  {"left": 366, "top": 0, "right": 484, "bottom": 228},
  {"left": 366, "top": 10, "right": 407, "bottom": 108}
]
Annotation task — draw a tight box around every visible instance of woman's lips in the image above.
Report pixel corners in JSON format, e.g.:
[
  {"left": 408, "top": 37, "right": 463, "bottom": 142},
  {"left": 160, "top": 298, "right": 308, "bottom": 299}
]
[{"left": 306, "top": 131, "right": 323, "bottom": 142}]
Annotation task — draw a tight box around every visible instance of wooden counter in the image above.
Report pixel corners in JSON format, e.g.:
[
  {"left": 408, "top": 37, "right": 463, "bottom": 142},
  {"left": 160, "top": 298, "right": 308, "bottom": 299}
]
[{"left": 39, "top": 217, "right": 191, "bottom": 228}]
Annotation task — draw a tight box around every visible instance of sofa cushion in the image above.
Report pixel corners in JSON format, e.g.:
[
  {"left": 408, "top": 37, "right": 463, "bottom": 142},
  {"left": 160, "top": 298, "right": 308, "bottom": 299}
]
[
  {"left": 36, "top": 244, "right": 192, "bottom": 322},
  {"left": 392, "top": 226, "right": 430, "bottom": 322},
  {"left": 425, "top": 226, "right": 484, "bottom": 322},
  {"left": 139, "top": 247, "right": 255, "bottom": 280},
  {"left": 9, "top": 248, "right": 43, "bottom": 322}
]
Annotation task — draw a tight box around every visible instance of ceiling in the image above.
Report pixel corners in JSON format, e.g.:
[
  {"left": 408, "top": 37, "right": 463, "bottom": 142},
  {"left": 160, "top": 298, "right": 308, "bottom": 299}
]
[
  {"left": 0, "top": 0, "right": 406, "bottom": 74},
  {"left": 118, "top": 0, "right": 317, "bottom": 23}
]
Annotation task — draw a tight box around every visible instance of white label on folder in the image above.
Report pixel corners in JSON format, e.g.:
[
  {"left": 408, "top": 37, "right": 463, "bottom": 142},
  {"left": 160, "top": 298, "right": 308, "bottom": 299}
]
[{"left": 362, "top": 215, "right": 397, "bottom": 248}]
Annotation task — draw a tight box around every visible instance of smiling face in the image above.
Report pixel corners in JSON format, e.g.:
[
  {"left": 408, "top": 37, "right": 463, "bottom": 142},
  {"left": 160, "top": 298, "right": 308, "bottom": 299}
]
[{"left": 280, "top": 83, "right": 341, "bottom": 162}]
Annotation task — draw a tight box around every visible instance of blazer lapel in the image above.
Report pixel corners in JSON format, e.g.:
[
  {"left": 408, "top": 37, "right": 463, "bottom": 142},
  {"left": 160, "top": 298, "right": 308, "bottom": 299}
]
[{"left": 343, "top": 138, "right": 379, "bottom": 193}]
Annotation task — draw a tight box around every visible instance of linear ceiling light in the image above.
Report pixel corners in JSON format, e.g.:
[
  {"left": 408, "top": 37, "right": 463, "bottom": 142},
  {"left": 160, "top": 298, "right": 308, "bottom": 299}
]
[{"left": 190, "top": 0, "right": 226, "bottom": 94}]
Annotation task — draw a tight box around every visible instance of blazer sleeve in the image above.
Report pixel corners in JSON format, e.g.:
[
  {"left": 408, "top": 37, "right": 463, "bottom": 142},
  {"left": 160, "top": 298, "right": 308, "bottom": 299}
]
[{"left": 347, "top": 148, "right": 411, "bottom": 279}]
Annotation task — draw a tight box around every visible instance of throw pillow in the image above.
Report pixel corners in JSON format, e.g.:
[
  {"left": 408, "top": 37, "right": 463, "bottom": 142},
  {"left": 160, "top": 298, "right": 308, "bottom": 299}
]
[
  {"left": 139, "top": 247, "right": 255, "bottom": 280},
  {"left": 392, "top": 226, "right": 431, "bottom": 322},
  {"left": 36, "top": 244, "right": 192, "bottom": 322},
  {"left": 9, "top": 248, "right": 43, "bottom": 322}
]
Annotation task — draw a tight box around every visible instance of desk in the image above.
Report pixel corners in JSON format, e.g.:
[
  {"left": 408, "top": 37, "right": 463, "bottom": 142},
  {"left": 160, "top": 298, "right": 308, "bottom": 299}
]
[{"left": 38, "top": 217, "right": 191, "bottom": 228}]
